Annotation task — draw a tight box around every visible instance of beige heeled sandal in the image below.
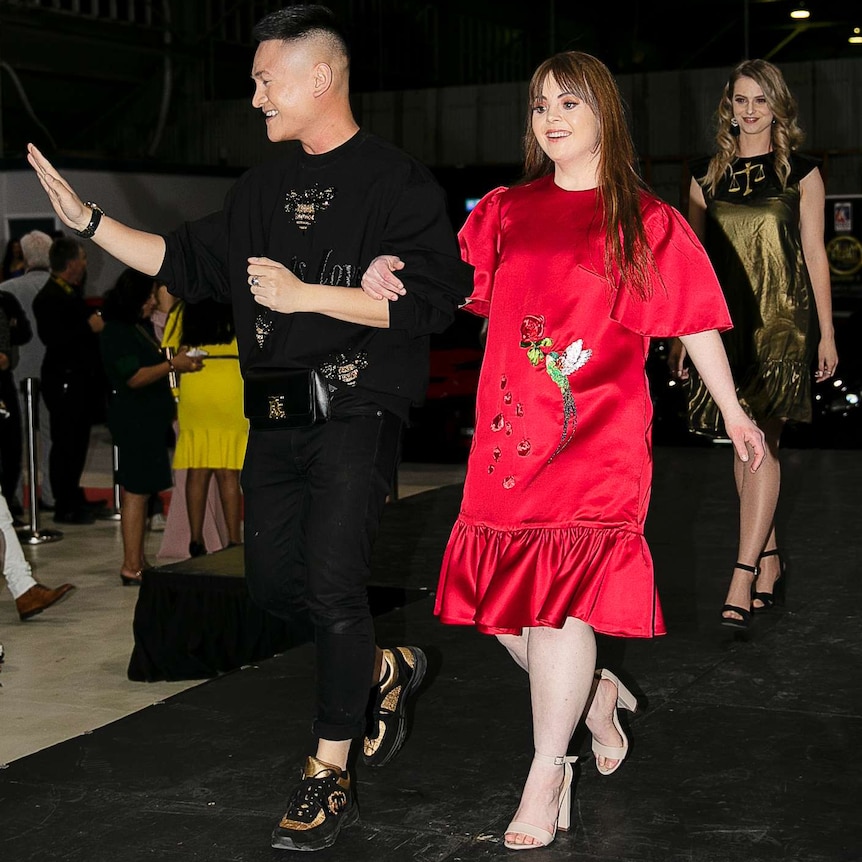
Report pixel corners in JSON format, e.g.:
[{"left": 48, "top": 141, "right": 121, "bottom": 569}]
[
  {"left": 591, "top": 669, "right": 638, "bottom": 776},
  {"left": 503, "top": 752, "right": 578, "bottom": 850}
]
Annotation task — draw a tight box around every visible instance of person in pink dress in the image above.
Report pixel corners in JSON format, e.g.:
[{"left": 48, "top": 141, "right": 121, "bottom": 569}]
[{"left": 363, "top": 50, "right": 767, "bottom": 851}]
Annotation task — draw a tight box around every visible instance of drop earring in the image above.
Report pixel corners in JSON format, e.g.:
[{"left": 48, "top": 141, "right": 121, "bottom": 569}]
[{"left": 730, "top": 118, "right": 740, "bottom": 137}]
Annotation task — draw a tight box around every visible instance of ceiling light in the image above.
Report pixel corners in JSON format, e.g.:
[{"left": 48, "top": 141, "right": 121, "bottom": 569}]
[
  {"left": 790, "top": 2, "right": 810, "bottom": 19},
  {"left": 850, "top": 27, "right": 862, "bottom": 44}
]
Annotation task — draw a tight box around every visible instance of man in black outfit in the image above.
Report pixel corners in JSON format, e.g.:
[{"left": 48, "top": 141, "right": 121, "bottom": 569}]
[
  {"left": 27, "top": 4, "right": 473, "bottom": 852},
  {"left": 32, "top": 237, "right": 105, "bottom": 525}
]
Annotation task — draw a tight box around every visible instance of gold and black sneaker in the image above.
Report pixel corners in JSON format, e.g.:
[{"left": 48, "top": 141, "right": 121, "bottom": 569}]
[
  {"left": 362, "top": 645, "right": 427, "bottom": 768},
  {"left": 271, "top": 756, "right": 358, "bottom": 852}
]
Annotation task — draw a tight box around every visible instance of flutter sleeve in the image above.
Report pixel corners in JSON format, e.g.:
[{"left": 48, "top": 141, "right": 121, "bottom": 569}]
[
  {"left": 457, "top": 186, "right": 507, "bottom": 319},
  {"left": 610, "top": 198, "right": 733, "bottom": 338}
]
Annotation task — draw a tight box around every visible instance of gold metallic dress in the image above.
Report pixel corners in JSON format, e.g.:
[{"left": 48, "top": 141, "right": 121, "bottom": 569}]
[{"left": 685, "top": 152, "right": 821, "bottom": 435}]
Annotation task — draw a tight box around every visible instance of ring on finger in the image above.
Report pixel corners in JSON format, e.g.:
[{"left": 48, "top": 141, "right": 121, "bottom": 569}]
[{"left": 250, "top": 276, "right": 260, "bottom": 287}]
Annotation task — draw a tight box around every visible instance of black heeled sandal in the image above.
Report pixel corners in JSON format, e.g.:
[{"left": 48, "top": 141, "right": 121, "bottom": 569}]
[
  {"left": 720, "top": 562, "right": 758, "bottom": 629},
  {"left": 752, "top": 549, "right": 786, "bottom": 613},
  {"left": 189, "top": 541, "right": 207, "bottom": 558}
]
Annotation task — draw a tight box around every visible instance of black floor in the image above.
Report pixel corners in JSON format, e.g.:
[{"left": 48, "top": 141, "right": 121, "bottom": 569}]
[{"left": 2, "top": 446, "right": 861, "bottom": 862}]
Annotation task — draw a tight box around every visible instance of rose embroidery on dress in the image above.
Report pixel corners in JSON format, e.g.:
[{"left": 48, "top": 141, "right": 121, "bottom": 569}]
[
  {"left": 519, "top": 314, "right": 592, "bottom": 462},
  {"left": 520, "top": 315, "right": 553, "bottom": 364}
]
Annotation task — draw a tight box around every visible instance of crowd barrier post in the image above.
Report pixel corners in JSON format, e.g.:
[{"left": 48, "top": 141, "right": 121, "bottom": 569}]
[{"left": 17, "top": 377, "right": 63, "bottom": 545}]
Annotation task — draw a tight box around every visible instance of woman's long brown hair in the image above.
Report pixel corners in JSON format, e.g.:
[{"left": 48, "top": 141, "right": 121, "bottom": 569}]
[{"left": 523, "top": 51, "right": 657, "bottom": 300}]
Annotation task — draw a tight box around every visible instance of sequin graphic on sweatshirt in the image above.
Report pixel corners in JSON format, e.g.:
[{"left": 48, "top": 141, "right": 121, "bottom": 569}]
[
  {"left": 255, "top": 313, "right": 273, "bottom": 348},
  {"left": 320, "top": 352, "right": 369, "bottom": 387},
  {"left": 519, "top": 314, "right": 592, "bottom": 463},
  {"left": 285, "top": 185, "right": 336, "bottom": 230}
]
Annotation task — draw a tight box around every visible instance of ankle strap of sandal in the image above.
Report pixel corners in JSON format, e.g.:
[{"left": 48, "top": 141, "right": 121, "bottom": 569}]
[
  {"left": 734, "top": 561, "right": 759, "bottom": 576},
  {"left": 759, "top": 549, "right": 780, "bottom": 559},
  {"left": 534, "top": 752, "right": 578, "bottom": 766}
]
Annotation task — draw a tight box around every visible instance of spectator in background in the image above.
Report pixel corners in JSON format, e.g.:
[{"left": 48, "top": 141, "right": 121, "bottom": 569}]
[
  {"left": 0, "top": 293, "right": 30, "bottom": 522},
  {"left": 161, "top": 297, "right": 247, "bottom": 557},
  {"left": 99, "top": 269, "right": 202, "bottom": 585},
  {"left": 32, "top": 237, "right": 104, "bottom": 525},
  {"left": 0, "top": 490, "right": 75, "bottom": 621},
  {"left": 0, "top": 230, "right": 55, "bottom": 515},
  {"left": 151, "top": 285, "right": 230, "bottom": 556},
  {"left": 1, "top": 238, "right": 26, "bottom": 281}
]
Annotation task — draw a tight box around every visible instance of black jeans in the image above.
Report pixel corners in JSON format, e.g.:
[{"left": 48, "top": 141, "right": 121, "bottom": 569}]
[{"left": 242, "top": 405, "right": 403, "bottom": 741}]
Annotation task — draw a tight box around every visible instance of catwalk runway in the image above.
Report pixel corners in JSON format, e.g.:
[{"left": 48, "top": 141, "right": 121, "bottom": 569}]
[{"left": 1, "top": 446, "right": 859, "bottom": 862}]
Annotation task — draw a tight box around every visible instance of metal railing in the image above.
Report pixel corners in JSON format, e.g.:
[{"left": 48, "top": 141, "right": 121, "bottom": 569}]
[{"left": 9, "top": 0, "right": 157, "bottom": 26}]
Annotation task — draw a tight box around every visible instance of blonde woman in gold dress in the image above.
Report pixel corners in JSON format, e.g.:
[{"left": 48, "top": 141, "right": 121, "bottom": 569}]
[{"left": 670, "top": 59, "right": 838, "bottom": 629}]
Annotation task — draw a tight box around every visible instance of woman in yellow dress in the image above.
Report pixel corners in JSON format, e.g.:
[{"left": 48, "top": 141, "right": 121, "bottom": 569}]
[{"left": 162, "top": 297, "right": 248, "bottom": 556}]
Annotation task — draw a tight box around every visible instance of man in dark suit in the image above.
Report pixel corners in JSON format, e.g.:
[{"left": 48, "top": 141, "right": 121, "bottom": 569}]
[{"left": 32, "top": 237, "right": 104, "bottom": 524}]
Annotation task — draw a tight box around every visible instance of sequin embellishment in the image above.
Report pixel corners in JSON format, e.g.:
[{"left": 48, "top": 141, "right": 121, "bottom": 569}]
[
  {"left": 268, "top": 395, "right": 286, "bottom": 420},
  {"left": 255, "top": 313, "right": 273, "bottom": 348},
  {"left": 320, "top": 352, "right": 369, "bottom": 387},
  {"left": 519, "top": 314, "right": 592, "bottom": 463},
  {"left": 285, "top": 185, "right": 336, "bottom": 230}
]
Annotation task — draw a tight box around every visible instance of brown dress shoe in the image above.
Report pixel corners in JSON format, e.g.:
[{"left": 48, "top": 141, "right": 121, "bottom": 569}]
[{"left": 16, "top": 583, "right": 76, "bottom": 621}]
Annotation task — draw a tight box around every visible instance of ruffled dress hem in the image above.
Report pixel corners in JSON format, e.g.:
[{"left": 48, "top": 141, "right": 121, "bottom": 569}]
[
  {"left": 688, "top": 358, "right": 812, "bottom": 436},
  {"left": 434, "top": 518, "right": 667, "bottom": 639},
  {"left": 172, "top": 429, "right": 247, "bottom": 471}
]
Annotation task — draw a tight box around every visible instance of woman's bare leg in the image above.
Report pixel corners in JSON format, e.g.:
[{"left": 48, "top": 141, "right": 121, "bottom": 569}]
[
  {"left": 752, "top": 521, "right": 781, "bottom": 608},
  {"left": 498, "top": 629, "right": 529, "bottom": 671},
  {"left": 214, "top": 468, "right": 243, "bottom": 545},
  {"left": 120, "top": 490, "right": 148, "bottom": 576},
  {"left": 185, "top": 468, "right": 213, "bottom": 546},
  {"left": 583, "top": 674, "right": 625, "bottom": 771},
  {"left": 502, "top": 618, "right": 596, "bottom": 847},
  {"left": 501, "top": 629, "right": 625, "bottom": 773},
  {"left": 722, "top": 416, "right": 784, "bottom": 622}
]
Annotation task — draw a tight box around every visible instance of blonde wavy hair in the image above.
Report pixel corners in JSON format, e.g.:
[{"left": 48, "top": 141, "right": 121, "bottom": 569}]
[
  {"left": 522, "top": 51, "right": 657, "bottom": 301},
  {"left": 702, "top": 59, "right": 805, "bottom": 195}
]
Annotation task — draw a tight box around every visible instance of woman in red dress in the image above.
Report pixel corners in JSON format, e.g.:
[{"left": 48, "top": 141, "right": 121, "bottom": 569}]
[{"left": 363, "top": 52, "right": 766, "bottom": 850}]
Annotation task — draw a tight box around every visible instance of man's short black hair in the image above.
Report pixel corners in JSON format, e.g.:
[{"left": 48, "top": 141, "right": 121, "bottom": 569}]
[
  {"left": 252, "top": 4, "right": 350, "bottom": 61},
  {"left": 49, "top": 236, "right": 84, "bottom": 273}
]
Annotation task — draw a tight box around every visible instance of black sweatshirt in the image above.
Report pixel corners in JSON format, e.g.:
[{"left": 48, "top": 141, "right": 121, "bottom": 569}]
[{"left": 157, "top": 130, "right": 473, "bottom": 419}]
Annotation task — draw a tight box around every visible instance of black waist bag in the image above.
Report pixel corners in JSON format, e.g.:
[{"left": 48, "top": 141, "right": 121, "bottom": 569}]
[{"left": 243, "top": 368, "right": 331, "bottom": 430}]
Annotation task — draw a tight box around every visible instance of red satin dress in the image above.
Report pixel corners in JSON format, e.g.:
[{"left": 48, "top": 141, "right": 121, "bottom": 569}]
[{"left": 434, "top": 177, "right": 732, "bottom": 638}]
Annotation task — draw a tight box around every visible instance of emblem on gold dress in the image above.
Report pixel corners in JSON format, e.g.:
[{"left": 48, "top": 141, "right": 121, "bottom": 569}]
[{"left": 728, "top": 161, "right": 766, "bottom": 196}]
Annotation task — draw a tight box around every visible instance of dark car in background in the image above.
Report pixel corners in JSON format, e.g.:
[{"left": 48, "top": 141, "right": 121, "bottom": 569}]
[
  {"left": 647, "top": 310, "right": 862, "bottom": 451},
  {"left": 402, "top": 313, "right": 484, "bottom": 463}
]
